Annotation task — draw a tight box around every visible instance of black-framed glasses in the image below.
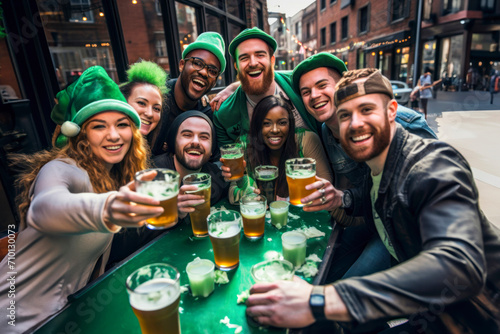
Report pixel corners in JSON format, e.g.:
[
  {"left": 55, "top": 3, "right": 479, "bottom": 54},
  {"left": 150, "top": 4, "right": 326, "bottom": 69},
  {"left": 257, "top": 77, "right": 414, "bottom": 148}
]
[{"left": 185, "top": 57, "right": 220, "bottom": 78}]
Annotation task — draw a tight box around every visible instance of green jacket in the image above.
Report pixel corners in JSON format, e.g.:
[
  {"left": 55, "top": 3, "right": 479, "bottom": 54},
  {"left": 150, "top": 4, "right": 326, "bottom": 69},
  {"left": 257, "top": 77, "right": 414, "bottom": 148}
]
[{"left": 213, "top": 71, "right": 319, "bottom": 146}]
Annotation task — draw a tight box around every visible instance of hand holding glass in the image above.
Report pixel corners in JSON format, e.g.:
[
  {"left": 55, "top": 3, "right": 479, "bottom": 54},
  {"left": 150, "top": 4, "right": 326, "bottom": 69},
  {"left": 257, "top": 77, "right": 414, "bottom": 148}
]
[{"left": 220, "top": 143, "right": 245, "bottom": 181}]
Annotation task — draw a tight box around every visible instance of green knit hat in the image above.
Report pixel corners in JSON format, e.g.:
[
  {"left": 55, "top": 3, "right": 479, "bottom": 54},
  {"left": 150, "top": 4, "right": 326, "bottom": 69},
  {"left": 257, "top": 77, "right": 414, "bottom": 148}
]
[
  {"left": 51, "top": 66, "right": 140, "bottom": 148},
  {"left": 182, "top": 32, "right": 226, "bottom": 73},
  {"left": 229, "top": 27, "right": 277, "bottom": 60},
  {"left": 291, "top": 52, "right": 348, "bottom": 95}
]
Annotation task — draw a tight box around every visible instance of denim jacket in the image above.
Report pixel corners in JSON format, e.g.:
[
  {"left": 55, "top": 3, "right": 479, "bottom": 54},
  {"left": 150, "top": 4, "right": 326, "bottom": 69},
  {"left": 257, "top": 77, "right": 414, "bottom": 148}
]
[{"left": 322, "top": 105, "right": 436, "bottom": 190}]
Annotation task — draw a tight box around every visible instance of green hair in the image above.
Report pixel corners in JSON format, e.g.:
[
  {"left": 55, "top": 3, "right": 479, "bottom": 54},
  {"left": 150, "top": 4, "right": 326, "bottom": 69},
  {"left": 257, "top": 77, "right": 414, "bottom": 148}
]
[{"left": 125, "top": 60, "right": 168, "bottom": 95}]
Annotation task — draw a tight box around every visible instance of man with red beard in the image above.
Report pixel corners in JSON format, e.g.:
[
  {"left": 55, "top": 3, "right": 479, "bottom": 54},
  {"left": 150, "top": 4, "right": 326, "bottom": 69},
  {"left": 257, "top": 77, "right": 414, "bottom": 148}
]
[
  {"left": 245, "top": 69, "right": 500, "bottom": 333},
  {"left": 150, "top": 32, "right": 226, "bottom": 156},
  {"left": 213, "top": 27, "right": 318, "bottom": 146}
]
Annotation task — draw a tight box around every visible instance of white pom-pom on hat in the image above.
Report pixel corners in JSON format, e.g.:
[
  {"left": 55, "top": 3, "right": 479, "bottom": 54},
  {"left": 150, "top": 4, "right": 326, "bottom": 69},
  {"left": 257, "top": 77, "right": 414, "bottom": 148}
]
[{"left": 60, "top": 121, "right": 81, "bottom": 137}]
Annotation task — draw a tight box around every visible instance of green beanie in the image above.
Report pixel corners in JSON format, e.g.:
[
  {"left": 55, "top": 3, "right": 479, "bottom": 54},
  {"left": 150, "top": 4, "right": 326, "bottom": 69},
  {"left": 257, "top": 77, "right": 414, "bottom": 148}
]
[
  {"left": 51, "top": 66, "right": 140, "bottom": 148},
  {"left": 291, "top": 52, "right": 348, "bottom": 95},
  {"left": 229, "top": 27, "right": 277, "bottom": 60},
  {"left": 182, "top": 32, "right": 226, "bottom": 73}
]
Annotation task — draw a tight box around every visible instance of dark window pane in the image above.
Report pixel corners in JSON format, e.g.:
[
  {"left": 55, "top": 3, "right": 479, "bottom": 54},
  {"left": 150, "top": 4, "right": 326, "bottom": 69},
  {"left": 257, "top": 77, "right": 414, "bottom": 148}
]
[
  {"left": 330, "top": 22, "right": 336, "bottom": 44},
  {"left": 206, "top": 12, "right": 226, "bottom": 87},
  {"left": 227, "top": 0, "right": 245, "bottom": 19},
  {"left": 205, "top": 0, "right": 224, "bottom": 10},
  {"left": 341, "top": 16, "right": 348, "bottom": 39},
  {"left": 176, "top": 2, "right": 199, "bottom": 57},
  {"left": 321, "top": 27, "right": 326, "bottom": 46},
  {"left": 359, "top": 6, "right": 368, "bottom": 33}
]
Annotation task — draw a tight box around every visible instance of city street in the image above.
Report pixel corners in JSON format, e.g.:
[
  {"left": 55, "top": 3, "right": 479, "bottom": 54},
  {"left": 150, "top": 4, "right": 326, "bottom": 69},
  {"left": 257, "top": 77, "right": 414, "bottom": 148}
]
[{"left": 425, "top": 90, "right": 500, "bottom": 227}]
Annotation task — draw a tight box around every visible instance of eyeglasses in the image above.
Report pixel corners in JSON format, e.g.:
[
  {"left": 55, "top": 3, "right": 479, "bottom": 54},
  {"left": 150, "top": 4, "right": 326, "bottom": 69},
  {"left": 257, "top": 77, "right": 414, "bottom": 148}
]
[{"left": 185, "top": 57, "right": 220, "bottom": 78}]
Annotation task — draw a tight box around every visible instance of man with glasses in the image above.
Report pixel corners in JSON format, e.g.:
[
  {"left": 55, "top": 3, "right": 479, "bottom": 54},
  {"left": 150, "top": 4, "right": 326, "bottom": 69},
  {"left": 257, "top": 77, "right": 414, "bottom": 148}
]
[{"left": 151, "top": 32, "right": 226, "bottom": 156}]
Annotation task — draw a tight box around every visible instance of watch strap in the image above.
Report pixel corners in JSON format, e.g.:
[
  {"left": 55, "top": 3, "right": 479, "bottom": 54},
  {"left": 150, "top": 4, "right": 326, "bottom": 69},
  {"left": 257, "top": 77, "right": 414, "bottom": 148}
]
[{"left": 310, "top": 285, "right": 326, "bottom": 321}]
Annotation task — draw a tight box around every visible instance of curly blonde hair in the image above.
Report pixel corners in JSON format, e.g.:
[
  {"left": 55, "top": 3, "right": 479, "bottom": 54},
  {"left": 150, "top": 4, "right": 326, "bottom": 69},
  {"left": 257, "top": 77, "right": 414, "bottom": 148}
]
[
  {"left": 12, "top": 117, "right": 149, "bottom": 228},
  {"left": 336, "top": 68, "right": 379, "bottom": 90}
]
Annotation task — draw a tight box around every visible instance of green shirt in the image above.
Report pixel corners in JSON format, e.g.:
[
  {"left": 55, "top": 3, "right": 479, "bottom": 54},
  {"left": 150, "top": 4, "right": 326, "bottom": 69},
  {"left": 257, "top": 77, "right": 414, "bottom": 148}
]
[{"left": 370, "top": 172, "right": 398, "bottom": 261}]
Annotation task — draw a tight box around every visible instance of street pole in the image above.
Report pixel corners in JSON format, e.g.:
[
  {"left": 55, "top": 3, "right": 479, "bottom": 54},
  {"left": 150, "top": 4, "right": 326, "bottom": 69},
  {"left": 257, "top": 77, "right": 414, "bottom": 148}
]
[{"left": 412, "top": 0, "right": 424, "bottom": 88}]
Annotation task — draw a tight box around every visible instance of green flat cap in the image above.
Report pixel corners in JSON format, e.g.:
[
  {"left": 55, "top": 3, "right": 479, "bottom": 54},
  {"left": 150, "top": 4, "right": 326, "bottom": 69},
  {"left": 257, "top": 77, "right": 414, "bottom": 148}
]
[
  {"left": 229, "top": 27, "right": 277, "bottom": 59},
  {"left": 182, "top": 32, "right": 226, "bottom": 73},
  {"left": 291, "top": 52, "right": 348, "bottom": 95}
]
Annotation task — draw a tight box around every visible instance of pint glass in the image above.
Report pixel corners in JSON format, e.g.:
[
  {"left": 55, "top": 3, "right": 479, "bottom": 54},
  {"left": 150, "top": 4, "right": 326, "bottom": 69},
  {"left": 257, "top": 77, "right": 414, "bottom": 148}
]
[
  {"left": 240, "top": 194, "right": 267, "bottom": 240},
  {"left": 126, "top": 263, "right": 181, "bottom": 334},
  {"left": 254, "top": 165, "right": 278, "bottom": 204},
  {"left": 250, "top": 259, "right": 295, "bottom": 283},
  {"left": 135, "top": 169, "right": 180, "bottom": 229},
  {"left": 282, "top": 231, "right": 307, "bottom": 267},
  {"left": 207, "top": 210, "right": 242, "bottom": 271},
  {"left": 285, "top": 158, "right": 316, "bottom": 207},
  {"left": 220, "top": 143, "right": 245, "bottom": 181},
  {"left": 183, "top": 173, "right": 211, "bottom": 237}
]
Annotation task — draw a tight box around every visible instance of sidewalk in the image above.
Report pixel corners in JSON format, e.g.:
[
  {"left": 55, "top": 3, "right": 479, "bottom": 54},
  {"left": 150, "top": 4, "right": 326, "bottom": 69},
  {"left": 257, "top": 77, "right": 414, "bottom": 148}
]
[{"left": 425, "top": 91, "right": 500, "bottom": 227}]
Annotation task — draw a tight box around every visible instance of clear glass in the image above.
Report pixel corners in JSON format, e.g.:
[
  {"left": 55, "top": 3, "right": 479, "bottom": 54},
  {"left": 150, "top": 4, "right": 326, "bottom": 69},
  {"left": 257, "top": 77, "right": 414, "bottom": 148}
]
[
  {"left": 281, "top": 231, "right": 307, "bottom": 267},
  {"left": 250, "top": 259, "right": 294, "bottom": 283},
  {"left": 240, "top": 194, "right": 267, "bottom": 241},
  {"left": 183, "top": 173, "right": 211, "bottom": 237},
  {"left": 269, "top": 201, "right": 289, "bottom": 229},
  {"left": 186, "top": 258, "right": 215, "bottom": 297},
  {"left": 176, "top": 2, "right": 199, "bottom": 56},
  {"left": 220, "top": 143, "right": 245, "bottom": 181},
  {"left": 135, "top": 168, "right": 180, "bottom": 230},
  {"left": 126, "top": 263, "right": 181, "bottom": 334},
  {"left": 254, "top": 165, "right": 279, "bottom": 204},
  {"left": 285, "top": 158, "right": 316, "bottom": 207},
  {"left": 207, "top": 210, "right": 242, "bottom": 271}
]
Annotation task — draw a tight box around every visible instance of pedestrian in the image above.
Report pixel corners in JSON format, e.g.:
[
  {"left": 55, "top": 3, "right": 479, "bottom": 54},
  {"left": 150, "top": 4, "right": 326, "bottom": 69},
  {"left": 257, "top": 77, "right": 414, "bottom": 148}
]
[
  {"left": 490, "top": 69, "right": 499, "bottom": 104},
  {"left": 416, "top": 67, "right": 433, "bottom": 119}
]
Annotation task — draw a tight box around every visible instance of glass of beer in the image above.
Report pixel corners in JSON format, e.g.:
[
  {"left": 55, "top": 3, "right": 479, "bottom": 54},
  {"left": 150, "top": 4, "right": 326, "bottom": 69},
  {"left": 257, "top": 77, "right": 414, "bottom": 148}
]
[
  {"left": 240, "top": 193, "right": 267, "bottom": 241},
  {"left": 250, "top": 259, "right": 295, "bottom": 283},
  {"left": 254, "top": 165, "right": 278, "bottom": 204},
  {"left": 135, "top": 168, "right": 180, "bottom": 230},
  {"left": 126, "top": 263, "right": 181, "bottom": 334},
  {"left": 207, "top": 210, "right": 242, "bottom": 271},
  {"left": 220, "top": 143, "right": 245, "bottom": 181},
  {"left": 282, "top": 231, "right": 307, "bottom": 267},
  {"left": 285, "top": 158, "right": 316, "bottom": 207},
  {"left": 183, "top": 173, "right": 211, "bottom": 237}
]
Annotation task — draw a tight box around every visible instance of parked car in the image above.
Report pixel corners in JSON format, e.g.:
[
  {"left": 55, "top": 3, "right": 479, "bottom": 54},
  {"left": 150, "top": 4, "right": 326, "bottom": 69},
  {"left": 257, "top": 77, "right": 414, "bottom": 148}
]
[{"left": 390, "top": 80, "right": 412, "bottom": 106}]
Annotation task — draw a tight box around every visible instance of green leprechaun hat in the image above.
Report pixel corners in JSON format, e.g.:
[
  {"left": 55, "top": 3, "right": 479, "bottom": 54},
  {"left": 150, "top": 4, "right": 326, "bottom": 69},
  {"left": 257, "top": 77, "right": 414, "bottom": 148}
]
[{"left": 51, "top": 66, "right": 140, "bottom": 148}]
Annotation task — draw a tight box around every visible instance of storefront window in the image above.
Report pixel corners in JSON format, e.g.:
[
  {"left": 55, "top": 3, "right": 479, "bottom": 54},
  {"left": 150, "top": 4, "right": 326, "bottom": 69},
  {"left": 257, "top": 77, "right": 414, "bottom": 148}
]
[
  {"left": 422, "top": 40, "right": 436, "bottom": 72},
  {"left": 206, "top": 12, "right": 226, "bottom": 87},
  {"left": 176, "top": 2, "right": 199, "bottom": 55},
  {"left": 36, "top": 0, "right": 117, "bottom": 88},
  {"left": 394, "top": 47, "right": 410, "bottom": 82},
  {"left": 117, "top": 0, "right": 170, "bottom": 73},
  {"left": 439, "top": 35, "right": 463, "bottom": 90},
  {"left": 472, "top": 33, "right": 498, "bottom": 52}
]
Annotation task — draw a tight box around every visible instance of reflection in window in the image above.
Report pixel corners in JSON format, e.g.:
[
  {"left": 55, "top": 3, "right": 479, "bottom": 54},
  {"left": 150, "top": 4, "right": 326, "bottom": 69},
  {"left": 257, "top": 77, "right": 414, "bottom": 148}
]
[
  {"left": 443, "top": 0, "right": 463, "bottom": 14},
  {"left": 391, "top": 0, "right": 409, "bottom": 21},
  {"left": 227, "top": 0, "right": 245, "bottom": 19},
  {"left": 472, "top": 33, "right": 498, "bottom": 52},
  {"left": 205, "top": 0, "right": 225, "bottom": 10},
  {"left": 205, "top": 12, "right": 225, "bottom": 87},
  {"left": 36, "top": 0, "right": 116, "bottom": 88},
  {"left": 422, "top": 40, "right": 436, "bottom": 71},
  {"left": 176, "top": 2, "right": 199, "bottom": 56},
  {"left": 439, "top": 35, "right": 463, "bottom": 89},
  {"left": 116, "top": 1, "right": 170, "bottom": 73}
]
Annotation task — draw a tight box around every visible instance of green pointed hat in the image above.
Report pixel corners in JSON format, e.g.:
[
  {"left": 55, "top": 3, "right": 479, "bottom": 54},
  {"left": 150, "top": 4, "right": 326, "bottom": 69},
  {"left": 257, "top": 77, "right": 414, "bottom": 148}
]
[{"left": 51, "top": 66, "right": 140, "bottom": 148}]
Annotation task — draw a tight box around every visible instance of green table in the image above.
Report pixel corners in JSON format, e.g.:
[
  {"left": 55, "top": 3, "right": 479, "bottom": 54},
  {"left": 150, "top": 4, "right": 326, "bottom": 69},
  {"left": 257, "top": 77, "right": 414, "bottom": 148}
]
[{"left": 34, "top": 200, "right": 338, "bottom": 334}]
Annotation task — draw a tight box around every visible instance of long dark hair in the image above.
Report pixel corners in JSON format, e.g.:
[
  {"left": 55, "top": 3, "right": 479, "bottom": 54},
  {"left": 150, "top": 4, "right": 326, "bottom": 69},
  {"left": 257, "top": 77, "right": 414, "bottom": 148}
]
[{"left": 247, "top": 95, "right": 297, "bottom": 197}]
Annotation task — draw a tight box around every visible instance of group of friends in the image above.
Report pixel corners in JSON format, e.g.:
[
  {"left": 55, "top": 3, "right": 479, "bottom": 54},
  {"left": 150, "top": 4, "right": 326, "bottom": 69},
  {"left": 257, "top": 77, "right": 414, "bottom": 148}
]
[{"left": 1, "top": 27, "right": 499, "bottom": 334}]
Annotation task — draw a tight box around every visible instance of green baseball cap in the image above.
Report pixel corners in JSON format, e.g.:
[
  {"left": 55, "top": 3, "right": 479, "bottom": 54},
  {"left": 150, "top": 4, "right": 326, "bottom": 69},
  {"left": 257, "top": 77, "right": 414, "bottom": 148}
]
[
  {"left": 291, "top": 52, "right": 348, "bottom": 95},
  {"left": 229, "top": 27, "right": 277, "bottom": 59},
  {"left": 182, "top": 32, "right": 226, "bottom": 73}
]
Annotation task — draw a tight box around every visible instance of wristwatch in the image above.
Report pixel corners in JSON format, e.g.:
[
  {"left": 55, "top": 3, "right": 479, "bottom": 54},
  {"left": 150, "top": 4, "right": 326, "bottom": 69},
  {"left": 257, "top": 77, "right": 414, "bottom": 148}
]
[
  {"left": 309, "top": 285, "right": 326, "bottom": 320},
  {"left": 341, "top": 190, "right": 353, "bottom": 209}
]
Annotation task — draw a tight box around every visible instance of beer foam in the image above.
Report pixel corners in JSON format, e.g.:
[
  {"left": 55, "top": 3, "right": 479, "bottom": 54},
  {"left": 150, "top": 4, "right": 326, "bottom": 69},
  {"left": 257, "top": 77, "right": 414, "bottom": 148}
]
[
  {"left": 184, "top": 183, "right": 210, "bottom": 194},
  {"left": 129, "top": 278, "right": 180, "bottom": 311},
  {"left": 240, "top": 203, "right": 266, "bottom": 217},
  {"left": 209, "top": 222, "right": 240, "bottom": 238},
  {"left": 287, "top": 170, "right": 316, "bottom": 179},
  {"left": 222, "top": 152, "right": 243, "bottom": 159},
  {"left": 138, "top": 182, "right": 178, "bottom": 200}
]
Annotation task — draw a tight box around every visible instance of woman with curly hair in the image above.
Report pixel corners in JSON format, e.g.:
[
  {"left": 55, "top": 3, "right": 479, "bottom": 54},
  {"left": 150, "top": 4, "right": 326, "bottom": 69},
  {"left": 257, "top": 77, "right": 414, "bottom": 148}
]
[
  {"left": 0, "top": 66, "right": 163, "bottom": 333},
  {"left": 120, "top": 60, "right": 168, "bottom": 148},
  {"left": 225, "top": 95, "right": 332, "bottom": 204}
]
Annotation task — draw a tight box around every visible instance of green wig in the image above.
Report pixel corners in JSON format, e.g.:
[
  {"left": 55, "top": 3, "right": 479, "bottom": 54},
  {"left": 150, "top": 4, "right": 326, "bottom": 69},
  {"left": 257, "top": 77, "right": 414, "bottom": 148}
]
[{"left": 124, "top": 60, "right": 169, "bottom": 95}]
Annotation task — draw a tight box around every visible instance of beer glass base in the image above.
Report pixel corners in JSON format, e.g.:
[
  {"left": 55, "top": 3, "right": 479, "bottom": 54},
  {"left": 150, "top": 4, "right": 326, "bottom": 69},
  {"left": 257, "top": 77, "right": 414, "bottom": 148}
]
[
  {"left": 192, "top": 233, "right": 209, "bottom": 238},
  {"left": 146, "top": 221, "right": 177, "bottom": 230},
  {"left": 244, "top": 234, "right": 263, "bottom": 241},
  {"left": 215, "top": 263, "right": 239, "bottom": 271}
]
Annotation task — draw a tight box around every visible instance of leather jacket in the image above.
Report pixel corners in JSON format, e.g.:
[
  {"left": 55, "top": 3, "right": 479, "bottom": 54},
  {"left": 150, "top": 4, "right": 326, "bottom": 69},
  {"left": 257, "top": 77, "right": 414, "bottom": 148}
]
[{"left": 334, "top": 125, "right": 500, "bottom": 333}]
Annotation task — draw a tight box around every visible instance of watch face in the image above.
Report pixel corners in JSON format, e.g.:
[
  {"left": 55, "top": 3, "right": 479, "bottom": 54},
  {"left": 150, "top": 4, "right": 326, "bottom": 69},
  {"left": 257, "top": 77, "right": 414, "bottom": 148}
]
[
  {"left": 342, "top": 191, "right": 352, "bottom": 208},
  {"left": 310, "top": 294, "right": 325, "bottom": 306}
]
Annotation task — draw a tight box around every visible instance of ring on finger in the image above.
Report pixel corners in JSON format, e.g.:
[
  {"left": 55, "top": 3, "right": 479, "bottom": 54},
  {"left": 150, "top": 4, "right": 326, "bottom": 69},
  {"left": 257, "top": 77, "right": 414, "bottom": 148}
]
[
  {"left": 320, "top": 196, "right": 326, "bottom": 204},
  {"left": 319, "top": 188, "right": 325, "bottom": 195}
]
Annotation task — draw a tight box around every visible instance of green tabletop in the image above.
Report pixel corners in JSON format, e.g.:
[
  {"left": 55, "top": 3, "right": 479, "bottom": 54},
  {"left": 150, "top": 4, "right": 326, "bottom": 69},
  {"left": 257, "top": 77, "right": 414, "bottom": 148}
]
[{"left": 34, "top": 200, "right": 336, "bottom": 334}]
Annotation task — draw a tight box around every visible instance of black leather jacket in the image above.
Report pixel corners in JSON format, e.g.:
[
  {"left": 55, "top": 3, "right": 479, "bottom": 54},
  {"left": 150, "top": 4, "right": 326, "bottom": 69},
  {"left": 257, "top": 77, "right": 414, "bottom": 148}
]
[{"left": 334, "top": 125, "right": 500, "bottom": 333}]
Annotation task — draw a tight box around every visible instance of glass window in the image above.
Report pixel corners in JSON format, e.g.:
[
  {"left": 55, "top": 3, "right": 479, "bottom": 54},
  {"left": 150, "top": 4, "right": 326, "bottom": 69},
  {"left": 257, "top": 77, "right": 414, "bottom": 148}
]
[
  {"left": 392, "top": 0, "right": 410, "bottom": 21},
  {"left": 227, "top": 0, "right": 245, "bottom": 19},
  {"left": 341, "top": 16, "right": 348, "bottom": 40},
  {"left": 358, "top": 6, "right": 369, "bottom": 34},
  {"left": 321, "top": 0, "right": 326, "bottom": 10},
  {"left": 439, "top": 35, "right": 464, "bottom": 89},
  {"left": 35, "top": 0, "right": 117, "bottom": 88},
  {"left": 206, "top": 12, "right": 226, "bottom": 87},
  {"left": 480, "top": 0, "right": 495, "bottom": 11},
  {"left": 443, "top": 0, "right": 463, "bottom": 14},
  {"left": 320, "top": 28, "right": 326, "bottom": 46},
  {"left": 117, "top": 1, "right": 170, "bottom": 73},
  {"left": 422, "top": 40, "right": 436, "bottom": 71},
  {"left": 472, "top": 33, "right": 498, "bottom": 52},
  {"left": 205, "top": 0, "right": 225, "bottom": 10},
  {"left": 330, "top": 22, "right": 336, "bottom": 44},
  {"left": 357, "top": 49, "right": 365, "bottom": 69},
  {"left": 176, "top": 2, "right": 199, "bottom": 57},
  {"left": 423, "top": 0, "right": 433, "bottom": 20}
]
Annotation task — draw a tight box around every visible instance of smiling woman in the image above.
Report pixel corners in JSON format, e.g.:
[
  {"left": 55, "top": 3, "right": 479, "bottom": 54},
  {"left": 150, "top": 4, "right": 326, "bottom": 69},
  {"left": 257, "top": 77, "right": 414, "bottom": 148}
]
[{"left": 0, "top": 66, "right": 165, "bottom": 333}]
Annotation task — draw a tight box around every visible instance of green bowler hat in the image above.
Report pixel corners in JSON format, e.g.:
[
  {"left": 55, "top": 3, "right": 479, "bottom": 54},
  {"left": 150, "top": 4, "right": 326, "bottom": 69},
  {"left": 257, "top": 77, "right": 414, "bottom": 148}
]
[
  {"left": 51, "top": 66, "right": 140, "bottom": 148},
  {"left": 291, "top": 52, "right": 348, "bottom": 95},
  {"left": 229, "top": 27, "right": 277, "bottom": 59}
]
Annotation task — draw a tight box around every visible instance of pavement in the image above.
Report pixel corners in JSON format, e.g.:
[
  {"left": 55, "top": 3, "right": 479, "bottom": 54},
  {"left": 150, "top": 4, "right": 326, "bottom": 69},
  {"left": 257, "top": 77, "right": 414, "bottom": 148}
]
[{"left": 424, "top": 90, "right": 500, "bottom": 227}]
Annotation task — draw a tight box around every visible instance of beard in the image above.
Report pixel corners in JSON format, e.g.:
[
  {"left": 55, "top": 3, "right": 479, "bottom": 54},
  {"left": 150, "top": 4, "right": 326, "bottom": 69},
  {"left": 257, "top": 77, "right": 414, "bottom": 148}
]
[
  {"left": 237, "top": 65, "right": 274, "bottom": 95},
  {"left": 175, "top": 144, "right": 209, "bottom": 171},
  {"left": 340, "top": 111, "right": 391, "bottom": 163},
  {"left": 179, "top": 70, "right": 210, "bottom": 102}
]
